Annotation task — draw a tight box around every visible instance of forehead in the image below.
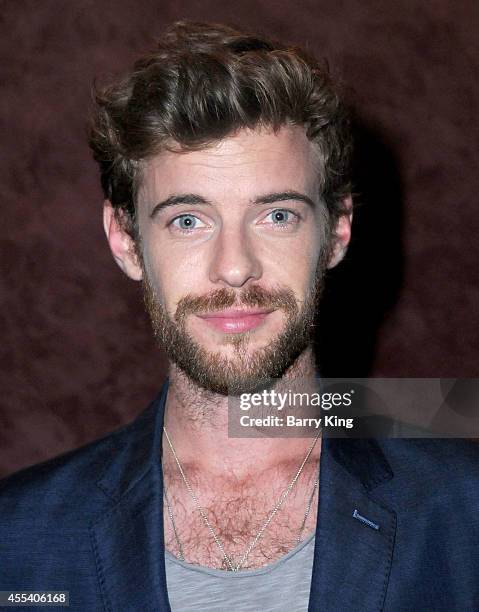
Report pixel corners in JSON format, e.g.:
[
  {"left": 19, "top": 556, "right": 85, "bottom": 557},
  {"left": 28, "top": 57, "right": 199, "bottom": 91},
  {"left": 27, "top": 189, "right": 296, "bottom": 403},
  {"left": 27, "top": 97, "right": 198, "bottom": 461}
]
[{"left": 138, "top": 125, "right": 320, "bottom": 204}]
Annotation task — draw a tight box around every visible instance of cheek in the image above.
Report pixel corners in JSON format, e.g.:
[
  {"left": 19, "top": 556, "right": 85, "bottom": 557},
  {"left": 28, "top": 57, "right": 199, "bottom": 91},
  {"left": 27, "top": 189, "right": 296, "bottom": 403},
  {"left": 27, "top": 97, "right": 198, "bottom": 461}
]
[
  {"left": 142, "top": 240, "right": 206, "bottom": 312},
  {"left": 259, "top": 231, "right": 321, "bottom": 293},
  {"left": 272, "top": 254, "right": 317, "bottom": 298}
]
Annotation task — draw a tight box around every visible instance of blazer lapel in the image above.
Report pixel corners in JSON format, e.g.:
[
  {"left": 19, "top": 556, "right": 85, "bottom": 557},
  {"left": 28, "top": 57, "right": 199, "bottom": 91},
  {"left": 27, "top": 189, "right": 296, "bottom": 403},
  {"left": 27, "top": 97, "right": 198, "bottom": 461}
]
[
  {"left": 89, "top": 381, "right": 172, "bottom": 612},
  {"left": 309, "top": 437, "right": 396, "bottom": 612}
]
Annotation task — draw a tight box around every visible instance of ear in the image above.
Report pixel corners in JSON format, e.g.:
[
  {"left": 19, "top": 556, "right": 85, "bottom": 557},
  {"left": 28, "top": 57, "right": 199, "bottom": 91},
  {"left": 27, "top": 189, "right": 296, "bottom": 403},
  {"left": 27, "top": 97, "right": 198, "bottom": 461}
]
[
  {"left": 327, "top": 195, "right": 353, "bottom": 269},
  {"left": 103, "top": 201, "right": 143, "bottom": 281}
]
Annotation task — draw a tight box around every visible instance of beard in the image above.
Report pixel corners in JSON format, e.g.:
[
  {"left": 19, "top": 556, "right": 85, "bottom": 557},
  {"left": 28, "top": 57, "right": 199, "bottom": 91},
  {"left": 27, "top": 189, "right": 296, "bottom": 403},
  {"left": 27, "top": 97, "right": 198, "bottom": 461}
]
[{"left": 141, "top": 261, "right": 327, "bottom": 396}]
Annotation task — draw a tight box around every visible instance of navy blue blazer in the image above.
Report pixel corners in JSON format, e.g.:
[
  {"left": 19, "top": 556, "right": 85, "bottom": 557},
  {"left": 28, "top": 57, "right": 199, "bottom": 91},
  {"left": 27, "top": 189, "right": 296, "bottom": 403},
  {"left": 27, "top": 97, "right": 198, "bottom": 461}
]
[{"left": 1, "top": 379, "right": 479, "bottom": 611}]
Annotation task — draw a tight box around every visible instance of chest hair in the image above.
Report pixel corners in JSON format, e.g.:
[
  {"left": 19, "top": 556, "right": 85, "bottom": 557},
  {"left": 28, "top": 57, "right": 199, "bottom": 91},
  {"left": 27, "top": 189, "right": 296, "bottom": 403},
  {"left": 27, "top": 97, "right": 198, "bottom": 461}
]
[{"left": 163, "top": 463, "right": 319, "bottom": 570}]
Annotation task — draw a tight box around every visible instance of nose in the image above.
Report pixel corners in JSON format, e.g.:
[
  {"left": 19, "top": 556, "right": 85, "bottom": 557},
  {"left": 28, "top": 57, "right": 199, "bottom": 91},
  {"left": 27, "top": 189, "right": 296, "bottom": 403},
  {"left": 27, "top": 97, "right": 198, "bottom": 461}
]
[{"left": 208, "top": 226, "right": 262, "bottom": 288}]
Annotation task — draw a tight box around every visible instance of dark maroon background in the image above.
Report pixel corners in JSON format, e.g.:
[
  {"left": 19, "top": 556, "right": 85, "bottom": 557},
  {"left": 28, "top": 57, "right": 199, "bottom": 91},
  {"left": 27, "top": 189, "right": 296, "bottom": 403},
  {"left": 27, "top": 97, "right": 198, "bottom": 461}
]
[{"left": 1, "top": 1, "right": 478, "bottom": 478}]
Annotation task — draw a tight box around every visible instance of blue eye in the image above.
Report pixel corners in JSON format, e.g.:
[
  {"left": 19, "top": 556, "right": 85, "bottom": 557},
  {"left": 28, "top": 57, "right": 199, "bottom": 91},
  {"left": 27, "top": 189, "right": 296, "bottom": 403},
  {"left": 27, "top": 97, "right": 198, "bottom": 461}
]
[
  {"left": 171, "top": 214, "right": 206, "bottom": 230},
  {"left": 264, "top": 209, "right": 299, "bottom": 225},
  {"left": 272, "top": 210, "right": 289, "bottom": 223}
]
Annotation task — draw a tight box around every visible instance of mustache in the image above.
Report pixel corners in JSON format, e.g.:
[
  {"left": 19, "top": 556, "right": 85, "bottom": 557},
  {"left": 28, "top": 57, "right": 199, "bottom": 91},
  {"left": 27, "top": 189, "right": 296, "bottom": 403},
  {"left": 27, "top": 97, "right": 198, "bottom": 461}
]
[{"left": 174, "top": 285, "right": 298, "bottom": 323}]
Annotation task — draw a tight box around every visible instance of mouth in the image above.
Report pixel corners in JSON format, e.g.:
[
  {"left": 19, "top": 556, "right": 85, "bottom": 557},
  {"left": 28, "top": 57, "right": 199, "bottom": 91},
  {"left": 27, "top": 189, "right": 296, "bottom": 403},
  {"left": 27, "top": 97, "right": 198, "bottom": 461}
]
[{"left": 196, "top": 308, "right": 275, "bottom": 333}]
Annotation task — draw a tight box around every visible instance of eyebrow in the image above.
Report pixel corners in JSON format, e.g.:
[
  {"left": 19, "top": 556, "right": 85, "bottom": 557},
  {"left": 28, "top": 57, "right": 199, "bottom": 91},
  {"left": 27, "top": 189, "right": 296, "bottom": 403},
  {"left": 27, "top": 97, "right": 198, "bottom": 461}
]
[
  {"left": 253, "top": 191, "right": 316, "bottom": 209},
  {"left": 149, "top": 190, "right": 316, "bottom": 218},
  {"left": 149, "top": 194, "right": 210, "bottom": 218}
]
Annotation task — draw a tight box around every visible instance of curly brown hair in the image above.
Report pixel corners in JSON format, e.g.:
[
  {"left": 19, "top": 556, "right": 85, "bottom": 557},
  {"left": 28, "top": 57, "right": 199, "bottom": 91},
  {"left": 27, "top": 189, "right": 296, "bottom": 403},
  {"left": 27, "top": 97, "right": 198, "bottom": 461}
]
[{"left": 88, "top": 20, "right": 353, "bottom": 240}]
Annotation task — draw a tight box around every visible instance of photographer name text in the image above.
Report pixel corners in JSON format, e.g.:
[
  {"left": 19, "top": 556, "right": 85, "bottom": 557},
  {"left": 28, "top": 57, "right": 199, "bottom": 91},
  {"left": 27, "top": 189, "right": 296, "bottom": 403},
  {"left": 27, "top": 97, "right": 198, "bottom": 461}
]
[{"left": 239, "top": 414, "right": 354, "bottom": 429}]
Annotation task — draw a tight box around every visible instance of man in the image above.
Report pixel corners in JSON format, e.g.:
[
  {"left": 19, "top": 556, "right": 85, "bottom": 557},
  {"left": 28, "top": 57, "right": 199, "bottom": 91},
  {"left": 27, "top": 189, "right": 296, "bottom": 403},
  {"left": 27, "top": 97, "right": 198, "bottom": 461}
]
[{"left": 1, "top": 20, "right": 479, "bottom": 612}]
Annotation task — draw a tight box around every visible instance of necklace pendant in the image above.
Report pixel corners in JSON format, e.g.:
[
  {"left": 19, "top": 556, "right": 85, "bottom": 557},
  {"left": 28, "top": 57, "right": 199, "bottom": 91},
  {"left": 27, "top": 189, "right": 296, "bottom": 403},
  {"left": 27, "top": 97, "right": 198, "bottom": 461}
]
[{"left": 221, "top": 556, "right": 236, "bottom": 572}]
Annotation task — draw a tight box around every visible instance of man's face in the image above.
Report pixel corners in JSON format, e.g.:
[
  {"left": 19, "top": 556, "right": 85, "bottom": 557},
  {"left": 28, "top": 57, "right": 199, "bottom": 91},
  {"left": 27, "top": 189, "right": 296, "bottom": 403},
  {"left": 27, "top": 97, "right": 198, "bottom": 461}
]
[{"left": 132, "top": 126, "right": 333, "bottom": 394}]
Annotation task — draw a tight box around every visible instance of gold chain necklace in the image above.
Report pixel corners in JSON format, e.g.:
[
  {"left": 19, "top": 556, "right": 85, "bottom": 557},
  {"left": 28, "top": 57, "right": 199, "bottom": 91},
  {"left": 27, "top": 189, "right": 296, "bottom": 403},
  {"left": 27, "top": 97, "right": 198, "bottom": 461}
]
[{"left": 163, "top": 427, "right": 321, "bottom": 571}]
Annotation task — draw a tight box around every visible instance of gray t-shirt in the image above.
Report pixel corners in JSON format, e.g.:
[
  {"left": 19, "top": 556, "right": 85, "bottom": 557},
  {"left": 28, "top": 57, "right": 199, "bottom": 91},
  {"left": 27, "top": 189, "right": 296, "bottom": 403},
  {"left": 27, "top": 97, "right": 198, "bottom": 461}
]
[{"left": 165, "top": 533, "right": 316, "bottom": 611}]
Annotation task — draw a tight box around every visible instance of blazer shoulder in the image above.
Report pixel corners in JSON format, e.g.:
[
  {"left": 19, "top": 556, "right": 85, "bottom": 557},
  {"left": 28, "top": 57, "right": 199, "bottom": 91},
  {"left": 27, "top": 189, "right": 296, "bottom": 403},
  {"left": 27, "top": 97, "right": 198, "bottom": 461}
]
[
  {"left": 0, "top": 407, "right": 151, "bottom": 518},
  {"left": 378, "top": 437, "right": 479, "bottom": 471},
  {"left": 375, "top": 437, "right": 479, "bottom": 507}
]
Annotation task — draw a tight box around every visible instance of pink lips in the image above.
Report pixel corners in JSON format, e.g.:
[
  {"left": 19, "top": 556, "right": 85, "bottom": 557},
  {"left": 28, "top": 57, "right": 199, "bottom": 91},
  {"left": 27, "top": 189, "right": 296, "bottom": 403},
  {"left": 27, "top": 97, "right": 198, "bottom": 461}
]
[{"left": 196, "top": 308, "right": 274, "bottom": 333}]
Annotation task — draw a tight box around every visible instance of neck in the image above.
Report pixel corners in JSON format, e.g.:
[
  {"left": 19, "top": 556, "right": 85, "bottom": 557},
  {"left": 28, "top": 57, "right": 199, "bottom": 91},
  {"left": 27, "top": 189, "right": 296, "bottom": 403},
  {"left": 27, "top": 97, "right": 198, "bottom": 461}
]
[{"left": 163, "top": 347, "right": 320, "bottom": 480}]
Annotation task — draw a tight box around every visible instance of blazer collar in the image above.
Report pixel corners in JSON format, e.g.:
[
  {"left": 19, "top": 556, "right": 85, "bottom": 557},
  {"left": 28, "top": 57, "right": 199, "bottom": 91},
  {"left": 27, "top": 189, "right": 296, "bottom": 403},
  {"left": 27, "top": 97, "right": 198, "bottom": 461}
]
[
  {"left": 95, "top": 380, "right": 169, "bottom": 503},
  {"left": 91, "top": 378, "right": 396, "bottom": 612}
]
